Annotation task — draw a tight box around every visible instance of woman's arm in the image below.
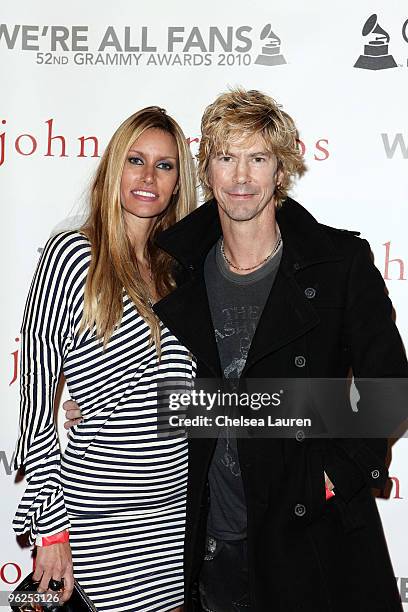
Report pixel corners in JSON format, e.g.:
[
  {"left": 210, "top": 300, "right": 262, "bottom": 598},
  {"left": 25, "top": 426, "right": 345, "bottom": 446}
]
[{"left": 13, "top": 232, "right": 89, "bottom": 541}]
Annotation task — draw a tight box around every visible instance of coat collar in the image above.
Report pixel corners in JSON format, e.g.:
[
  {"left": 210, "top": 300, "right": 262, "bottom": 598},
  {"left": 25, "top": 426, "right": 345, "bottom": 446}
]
[
  {"left": 153, "top": 197, "right": 343, "bottom": 376},
  {"left": 155, "top": 196, "right": 343, "bottom": 273}
]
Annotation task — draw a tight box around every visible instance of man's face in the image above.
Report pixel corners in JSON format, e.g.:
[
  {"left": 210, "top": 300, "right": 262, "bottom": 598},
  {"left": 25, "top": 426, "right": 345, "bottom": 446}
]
[{"left": 208, "top": 134, "right": 282, "bottom": 222}]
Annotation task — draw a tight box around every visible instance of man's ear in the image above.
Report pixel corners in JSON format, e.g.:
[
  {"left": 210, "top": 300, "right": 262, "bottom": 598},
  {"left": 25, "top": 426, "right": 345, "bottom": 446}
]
[
  {"left": 276, "top": 162, "right": 284, "bottom": 187},
  {"left": 275, "top": 167, "right": 284, "bottom": 194},
  {"left": 206, "top": 159, "right": 214, "bottom": 190}
]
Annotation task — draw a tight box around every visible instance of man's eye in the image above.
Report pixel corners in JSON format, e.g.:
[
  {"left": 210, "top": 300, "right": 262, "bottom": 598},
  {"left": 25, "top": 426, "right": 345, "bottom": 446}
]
[
  {"left": 128, "top": 157, "right": 143, "bottom": 165},
  {"left": 253, "top": 157, "right": 266, "bottom": 163},
  {"left": 219, "top": 156, "right": 232, "bottom": 162}
]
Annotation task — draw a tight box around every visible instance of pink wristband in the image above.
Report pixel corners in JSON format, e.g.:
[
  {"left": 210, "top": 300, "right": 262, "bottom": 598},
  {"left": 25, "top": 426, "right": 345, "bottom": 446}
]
[{"left": 36, "top": 530, "right": 69, "bottom": 547}]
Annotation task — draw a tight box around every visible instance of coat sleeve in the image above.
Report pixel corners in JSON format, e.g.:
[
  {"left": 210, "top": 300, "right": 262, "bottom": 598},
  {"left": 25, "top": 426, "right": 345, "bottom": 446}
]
[
  {"left": 12, "top": 232, "right": 85, "bottom": 543},
  {"left": 329, "top": 238, "right": 408, "bottom": 497}
]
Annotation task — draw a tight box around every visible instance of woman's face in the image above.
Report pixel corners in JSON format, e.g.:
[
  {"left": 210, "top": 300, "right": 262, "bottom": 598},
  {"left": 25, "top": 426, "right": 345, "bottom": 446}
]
[{"left": 120, "top": 128, "right": 179, "bottom": 221}]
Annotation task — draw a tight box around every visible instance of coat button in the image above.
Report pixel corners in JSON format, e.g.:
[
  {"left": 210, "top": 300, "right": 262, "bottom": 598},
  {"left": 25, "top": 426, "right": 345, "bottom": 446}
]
[
  {"left": 371, "top": 469, "right": 380, "bottom": 479},
  {"left": 294, "top": 503, "right": 306, "bottom": 517},
  {"left": 293, "top": 262, "right": 301, "bottom": 271},
  {"left": 295, "top": 355, "right": 306, "bottom": 367},
  {"left": 304, "top": 287, "right": 316, "bottom": 299}
]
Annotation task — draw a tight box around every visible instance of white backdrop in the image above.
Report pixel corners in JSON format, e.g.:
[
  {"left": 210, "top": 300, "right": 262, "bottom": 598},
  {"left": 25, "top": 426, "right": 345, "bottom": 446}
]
[{"left": 1, "top": 0, "right": 407, "bottom": 607}]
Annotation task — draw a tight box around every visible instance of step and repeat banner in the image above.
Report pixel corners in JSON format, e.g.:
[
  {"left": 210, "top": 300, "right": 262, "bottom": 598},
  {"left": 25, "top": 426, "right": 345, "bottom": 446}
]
[{"left": 1, "top": 0, "right": 407, "bottom": 607}]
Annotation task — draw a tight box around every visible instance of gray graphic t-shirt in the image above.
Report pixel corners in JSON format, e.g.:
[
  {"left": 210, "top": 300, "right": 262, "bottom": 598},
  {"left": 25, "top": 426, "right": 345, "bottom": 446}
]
[{"left": 204, "top": 237, "right": 282, "bottom": 540}]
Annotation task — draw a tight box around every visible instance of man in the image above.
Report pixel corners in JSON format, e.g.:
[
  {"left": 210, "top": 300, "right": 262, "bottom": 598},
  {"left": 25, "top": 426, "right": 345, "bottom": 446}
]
[{"left": 65, "top": 88, "right": 407, "bottom": 611}]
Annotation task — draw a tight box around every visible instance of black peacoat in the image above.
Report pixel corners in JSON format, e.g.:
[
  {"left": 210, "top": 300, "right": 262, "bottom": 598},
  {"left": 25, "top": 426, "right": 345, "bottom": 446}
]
[{"left": 154, "top": 197, "right": 408, "bottom": 612}]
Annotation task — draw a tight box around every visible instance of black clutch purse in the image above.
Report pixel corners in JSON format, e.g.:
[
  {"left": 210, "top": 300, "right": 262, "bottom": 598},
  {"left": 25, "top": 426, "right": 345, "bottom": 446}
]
[{"left": 9, "top": 572, "right": 97, "bottom": 611}]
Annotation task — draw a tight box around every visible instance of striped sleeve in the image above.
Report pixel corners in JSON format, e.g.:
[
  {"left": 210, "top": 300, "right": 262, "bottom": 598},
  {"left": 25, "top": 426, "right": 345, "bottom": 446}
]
[{"left": 12, "top": 231, "right": 89, "bottom": 543}]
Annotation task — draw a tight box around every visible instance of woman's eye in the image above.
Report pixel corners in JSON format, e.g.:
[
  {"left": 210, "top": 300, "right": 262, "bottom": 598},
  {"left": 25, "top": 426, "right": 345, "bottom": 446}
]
[
  {"left": 128, "top": 157, "right": 143, "bottom": 165},
  {"left": 157, "top": 161, "right": 174, "bottom": 170}
]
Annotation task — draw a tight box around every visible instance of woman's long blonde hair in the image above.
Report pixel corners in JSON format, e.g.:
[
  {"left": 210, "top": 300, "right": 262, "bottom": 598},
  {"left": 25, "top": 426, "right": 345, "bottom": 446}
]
[{"left": 80, "top": 107, "right": 196, "bottom": 350}]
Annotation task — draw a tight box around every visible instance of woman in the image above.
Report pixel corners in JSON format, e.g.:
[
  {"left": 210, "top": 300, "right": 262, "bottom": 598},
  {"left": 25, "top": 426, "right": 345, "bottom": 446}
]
[{"left": 13, "top": 107, "right": 197, "bottom": 612}]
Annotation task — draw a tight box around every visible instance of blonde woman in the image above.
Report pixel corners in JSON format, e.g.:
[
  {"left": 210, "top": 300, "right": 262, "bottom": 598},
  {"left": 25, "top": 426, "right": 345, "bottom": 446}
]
[{"left": 13, "top": 107, "right": 197, "bottom": 612}]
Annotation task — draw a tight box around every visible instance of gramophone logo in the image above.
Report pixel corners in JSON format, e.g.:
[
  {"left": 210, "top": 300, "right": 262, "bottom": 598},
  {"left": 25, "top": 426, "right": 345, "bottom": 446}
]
[
  {"left": 354, "top": 14, "right": 397, "bottom": 70},
  {"left": 255, "top": 24, "right": 286, "bottom": 66}
]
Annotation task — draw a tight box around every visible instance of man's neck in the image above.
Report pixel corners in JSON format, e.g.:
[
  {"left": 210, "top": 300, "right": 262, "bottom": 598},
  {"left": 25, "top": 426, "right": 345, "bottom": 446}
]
[{"left": 218, "top": 204, "right": 279, "bottom": 275}]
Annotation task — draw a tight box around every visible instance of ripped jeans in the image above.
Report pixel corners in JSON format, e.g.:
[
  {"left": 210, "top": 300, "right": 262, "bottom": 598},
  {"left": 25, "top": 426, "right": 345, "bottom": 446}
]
[{"left": 199, "top": 536, "right": 251, "bottom": 612}]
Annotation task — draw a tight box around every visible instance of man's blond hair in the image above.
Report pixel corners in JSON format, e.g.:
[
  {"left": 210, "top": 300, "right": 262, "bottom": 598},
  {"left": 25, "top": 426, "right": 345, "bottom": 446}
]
[{"left": 198, "top": 88, "right": 306, "bottom": 207}]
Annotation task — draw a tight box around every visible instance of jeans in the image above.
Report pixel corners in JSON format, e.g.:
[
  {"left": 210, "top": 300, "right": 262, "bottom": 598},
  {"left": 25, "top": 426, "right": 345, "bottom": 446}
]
[{"left": 199, "top": 535, "right": 251, "bottom": 612}]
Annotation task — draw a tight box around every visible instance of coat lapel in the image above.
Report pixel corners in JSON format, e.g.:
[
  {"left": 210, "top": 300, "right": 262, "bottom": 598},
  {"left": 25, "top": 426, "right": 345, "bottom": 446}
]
[
  {"left": 242, "top": 202, "right": 343, "bottom": 372},
  {"left": 153, "top": 271, "right": 222, "bottom": 377},
  {"left": 242, "top": 248, "right": 320, "bottom": 374},
  {"left": 154, "top": 200, "right": 222, "bottom": 376},
  {"left": 154, "top": 197, "right": 344, "bottom": 374}
]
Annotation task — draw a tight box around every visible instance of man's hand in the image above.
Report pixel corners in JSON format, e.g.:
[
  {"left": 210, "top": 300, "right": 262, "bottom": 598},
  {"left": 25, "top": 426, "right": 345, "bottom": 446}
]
[
  {"left": 63, "top": 400, "right": 83, "bottom": 430},
  {"left": 324, "top": 471, "right": 334, "bottom": 491},
  {"left": 33, "top": 542, "right": 74, "bottom": 603}
]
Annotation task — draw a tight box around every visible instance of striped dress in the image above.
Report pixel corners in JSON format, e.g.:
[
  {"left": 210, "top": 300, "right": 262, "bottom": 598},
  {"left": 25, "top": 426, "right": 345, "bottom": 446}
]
[{"left": 13, "top": 231, "right": 196, "bottom": 612}]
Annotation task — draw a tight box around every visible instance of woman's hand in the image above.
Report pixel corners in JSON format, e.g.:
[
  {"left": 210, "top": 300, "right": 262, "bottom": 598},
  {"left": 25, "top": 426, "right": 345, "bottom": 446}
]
[
  {"left": 63, "top": 399, "right": 83, "bottom": 429},
  {"left": 33, "top": 542, "right": 74, "bottom": 603}
]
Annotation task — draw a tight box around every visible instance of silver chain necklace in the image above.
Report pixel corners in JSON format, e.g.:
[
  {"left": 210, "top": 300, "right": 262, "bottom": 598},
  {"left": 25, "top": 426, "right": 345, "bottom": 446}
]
[{"left": 221, "top": 232, "right": 282, "bottom": 272}]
